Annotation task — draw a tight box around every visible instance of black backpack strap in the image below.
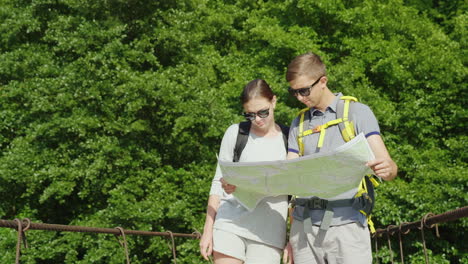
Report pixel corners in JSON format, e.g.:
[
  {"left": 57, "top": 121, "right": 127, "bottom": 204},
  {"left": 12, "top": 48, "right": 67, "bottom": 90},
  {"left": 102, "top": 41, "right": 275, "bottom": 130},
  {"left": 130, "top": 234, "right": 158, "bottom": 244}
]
[
  {"left": 233, "top": 121, "right": 251, "bottom": 162},
  {"left": 234, "top": 122, "right": 289, "bottom": 162}
]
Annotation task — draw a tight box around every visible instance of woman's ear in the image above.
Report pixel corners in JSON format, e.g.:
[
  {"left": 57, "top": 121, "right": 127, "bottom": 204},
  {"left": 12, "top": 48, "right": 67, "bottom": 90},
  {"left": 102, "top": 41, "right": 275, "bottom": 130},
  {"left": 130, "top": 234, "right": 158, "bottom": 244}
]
[{"left": 272, "top": 95, "right": 277, "bottom": 109}]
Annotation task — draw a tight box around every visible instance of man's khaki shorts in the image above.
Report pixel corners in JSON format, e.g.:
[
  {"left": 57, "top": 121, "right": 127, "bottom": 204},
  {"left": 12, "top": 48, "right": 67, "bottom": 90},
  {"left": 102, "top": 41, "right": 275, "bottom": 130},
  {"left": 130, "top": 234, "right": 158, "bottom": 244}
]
[{"left": 290, "top": 221, "right": 372, "bottom": 264}]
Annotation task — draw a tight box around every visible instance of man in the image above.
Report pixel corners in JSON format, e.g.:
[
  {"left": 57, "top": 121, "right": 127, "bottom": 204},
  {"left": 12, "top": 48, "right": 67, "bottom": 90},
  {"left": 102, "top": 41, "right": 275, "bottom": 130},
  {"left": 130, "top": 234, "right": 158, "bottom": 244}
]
[{"left": 284, "top": 52, "right": 397, "bottom": 264}]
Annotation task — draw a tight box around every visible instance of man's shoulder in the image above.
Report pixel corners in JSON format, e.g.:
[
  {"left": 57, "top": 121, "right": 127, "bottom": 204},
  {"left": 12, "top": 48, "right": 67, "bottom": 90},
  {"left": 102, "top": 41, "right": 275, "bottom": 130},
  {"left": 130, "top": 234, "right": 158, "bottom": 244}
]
[
  {"left": 348, "top": 100, "right": 380, "bottom": 128},
  {"left": 349, "top": 101, "right": 375, "bottom": 116},
  {"left": 289, "top": 113, "right": 304, "bottom": 130}
]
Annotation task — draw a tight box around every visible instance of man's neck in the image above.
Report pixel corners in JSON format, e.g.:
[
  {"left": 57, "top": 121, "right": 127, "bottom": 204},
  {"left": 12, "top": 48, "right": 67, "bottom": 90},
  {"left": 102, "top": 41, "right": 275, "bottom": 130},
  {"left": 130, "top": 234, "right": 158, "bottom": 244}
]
[{"left": 315, "top": 89, "right": 336, "bottom": 112}]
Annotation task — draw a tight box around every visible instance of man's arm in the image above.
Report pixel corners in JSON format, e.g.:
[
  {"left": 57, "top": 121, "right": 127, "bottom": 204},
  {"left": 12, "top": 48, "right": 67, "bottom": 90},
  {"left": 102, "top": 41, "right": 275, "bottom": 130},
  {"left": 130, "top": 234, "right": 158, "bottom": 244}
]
[
  {"left": 366, "top": 134, "right": 398, "bottom": 181},
  {"left": 287, "top": 152, "right": 300, "bottom": 160},
  {"left": 282, "top": 151, "right": 298, "bottom": 264}
]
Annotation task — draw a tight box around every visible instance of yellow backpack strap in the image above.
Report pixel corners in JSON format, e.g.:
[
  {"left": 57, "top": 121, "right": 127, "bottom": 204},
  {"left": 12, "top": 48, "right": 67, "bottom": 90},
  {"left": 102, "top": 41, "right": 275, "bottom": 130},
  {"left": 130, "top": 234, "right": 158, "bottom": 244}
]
[
  {"left": 315, "top": 118, "right": 343, "bottom": 148},
  {"left": 297, "top": 108, "right": 309, "bottom": 156},
  {"left": 367, "top": 215, "right": 376, "bottom": 233},
  {"left": 337, "top": 96, "right": 358, "bottom": 142},
  {"left": 291, "top": 107, "right": 310, "bottom": 205},
  {"left": 298, "top": 95, "right": 358, "bottom": 151},
  {"left": 369, "top": 176, "right": 380, "bottom": 188},
  {"left": 355, "top": 177, "right": 368, "bottom": 198},
  {"left": 354, "top": 175, "right": 379, "bottom": 233}
]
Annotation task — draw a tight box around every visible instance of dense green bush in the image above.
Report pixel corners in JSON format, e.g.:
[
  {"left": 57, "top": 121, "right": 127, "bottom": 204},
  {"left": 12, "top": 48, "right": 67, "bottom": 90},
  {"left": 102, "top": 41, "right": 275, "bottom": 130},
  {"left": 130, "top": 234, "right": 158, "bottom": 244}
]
[{"left": 0, "top": 0, "right": 466, "bottom": 263}]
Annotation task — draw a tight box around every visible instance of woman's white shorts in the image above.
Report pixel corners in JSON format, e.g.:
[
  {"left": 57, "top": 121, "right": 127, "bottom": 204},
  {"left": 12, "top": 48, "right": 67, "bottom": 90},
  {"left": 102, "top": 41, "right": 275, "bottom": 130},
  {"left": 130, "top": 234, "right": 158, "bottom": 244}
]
[{"left": 213, "top": 228, "right": 282, "bottom": 264}]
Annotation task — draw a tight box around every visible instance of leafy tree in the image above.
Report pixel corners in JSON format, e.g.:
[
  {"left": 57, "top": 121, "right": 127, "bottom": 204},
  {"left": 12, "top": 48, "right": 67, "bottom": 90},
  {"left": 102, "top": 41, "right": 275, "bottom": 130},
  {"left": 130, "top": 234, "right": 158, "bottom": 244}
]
[{"left": 0, "top": 0, "right": 466, "bottom": 263}]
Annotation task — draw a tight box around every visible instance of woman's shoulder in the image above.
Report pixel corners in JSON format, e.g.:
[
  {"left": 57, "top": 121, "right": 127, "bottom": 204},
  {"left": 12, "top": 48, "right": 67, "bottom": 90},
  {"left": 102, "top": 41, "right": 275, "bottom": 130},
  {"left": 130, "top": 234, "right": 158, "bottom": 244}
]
[
  {"left": 221, "top": 123, "right": 241, "bottom": 142},
  {"left": 226, "top": 123, "right": 240, "bottom": 134}
]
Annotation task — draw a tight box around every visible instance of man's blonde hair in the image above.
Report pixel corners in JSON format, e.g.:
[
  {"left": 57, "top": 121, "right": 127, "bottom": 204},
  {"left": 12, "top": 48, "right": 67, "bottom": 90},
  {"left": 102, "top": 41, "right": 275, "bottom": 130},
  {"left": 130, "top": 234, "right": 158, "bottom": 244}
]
[{"left": 286, "top": 52, "right": 326, "bottom": 82}]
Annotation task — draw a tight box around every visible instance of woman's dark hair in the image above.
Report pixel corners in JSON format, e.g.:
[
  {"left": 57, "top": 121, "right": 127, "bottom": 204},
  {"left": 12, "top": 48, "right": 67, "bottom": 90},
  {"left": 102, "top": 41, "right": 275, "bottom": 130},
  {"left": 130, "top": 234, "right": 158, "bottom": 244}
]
[{"left": 240, "top": 79, "right": 275, "bottom": 105}]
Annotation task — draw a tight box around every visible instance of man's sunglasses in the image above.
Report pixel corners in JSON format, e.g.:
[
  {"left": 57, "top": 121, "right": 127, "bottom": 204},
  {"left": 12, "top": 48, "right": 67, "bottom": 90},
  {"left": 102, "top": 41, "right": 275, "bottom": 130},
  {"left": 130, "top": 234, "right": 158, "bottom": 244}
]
[
  {"left": 288, "top": 76, "right": 324, "bottom": 97},
  {"left": 243, "top": 108, "right": 270, "bottom": 121}
]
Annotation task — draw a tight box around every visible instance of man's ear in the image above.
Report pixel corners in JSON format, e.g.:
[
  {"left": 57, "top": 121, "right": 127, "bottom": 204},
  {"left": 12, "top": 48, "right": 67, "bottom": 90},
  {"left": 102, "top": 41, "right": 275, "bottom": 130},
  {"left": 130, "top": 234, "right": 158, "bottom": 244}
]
[{"left": 320, "top": 76, "right": 328, "bottom": 85}]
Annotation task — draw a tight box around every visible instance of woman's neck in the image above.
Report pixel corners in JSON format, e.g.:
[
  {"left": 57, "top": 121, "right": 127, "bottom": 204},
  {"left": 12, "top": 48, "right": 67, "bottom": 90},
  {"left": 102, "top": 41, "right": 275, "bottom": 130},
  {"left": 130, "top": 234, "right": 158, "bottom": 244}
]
[{"left": 250, "top": 121, "right": 278, "bottom": 137}]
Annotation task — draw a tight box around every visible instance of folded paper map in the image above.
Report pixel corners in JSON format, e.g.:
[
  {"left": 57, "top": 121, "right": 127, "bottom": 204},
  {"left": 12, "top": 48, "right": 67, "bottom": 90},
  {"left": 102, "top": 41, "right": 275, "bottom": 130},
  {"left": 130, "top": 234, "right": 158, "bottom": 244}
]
[{"left": 218, "top": 133, "right": 375, "bottom": 211}]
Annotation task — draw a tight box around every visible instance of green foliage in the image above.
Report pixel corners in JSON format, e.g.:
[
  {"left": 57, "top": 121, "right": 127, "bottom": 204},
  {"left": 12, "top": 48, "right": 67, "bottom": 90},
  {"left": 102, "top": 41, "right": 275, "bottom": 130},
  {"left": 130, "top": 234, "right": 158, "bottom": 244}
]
[{"left": 0, "top": 0, "right": 466, "bottom": 263}]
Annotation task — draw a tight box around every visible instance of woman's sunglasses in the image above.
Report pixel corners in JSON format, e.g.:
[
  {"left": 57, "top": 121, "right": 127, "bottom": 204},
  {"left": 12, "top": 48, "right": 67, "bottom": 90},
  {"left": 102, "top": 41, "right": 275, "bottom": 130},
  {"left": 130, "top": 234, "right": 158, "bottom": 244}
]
[{"left": 243, "top": 108, "right": 270, "bottom": 121}]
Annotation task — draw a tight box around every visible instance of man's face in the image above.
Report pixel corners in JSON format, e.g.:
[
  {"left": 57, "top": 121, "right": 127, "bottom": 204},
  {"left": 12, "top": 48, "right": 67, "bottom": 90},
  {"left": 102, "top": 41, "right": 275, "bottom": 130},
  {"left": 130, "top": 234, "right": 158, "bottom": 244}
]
[{"left": 288, "top": 75, "right": 325, "bottom": 108}]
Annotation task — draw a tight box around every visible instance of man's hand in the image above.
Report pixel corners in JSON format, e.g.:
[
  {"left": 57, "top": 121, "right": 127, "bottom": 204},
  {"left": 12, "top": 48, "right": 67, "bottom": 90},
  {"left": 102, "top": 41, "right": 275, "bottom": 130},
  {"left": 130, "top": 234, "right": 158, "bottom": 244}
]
[
  {"left": 366, "top": 135, "right": 398, "bottom": 181},
  {"left": 366, "top": 158, "right": 397, "bottom": 181},
  {"left": 282, "top": 242, "right": 294, "bottom": 264},
  {"left": 199, "top": 230, "right": 213, "bottom": 260},
  {"left": 220, "top": 178, "right": 236, "bottom": 194}
]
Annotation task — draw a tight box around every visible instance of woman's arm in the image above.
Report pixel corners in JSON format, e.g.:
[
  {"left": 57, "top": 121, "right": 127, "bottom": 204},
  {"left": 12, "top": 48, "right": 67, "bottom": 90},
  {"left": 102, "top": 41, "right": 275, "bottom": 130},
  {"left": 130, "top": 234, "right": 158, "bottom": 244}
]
[{"left": 200, "top": 195, "right": 221, "bottom": 260}]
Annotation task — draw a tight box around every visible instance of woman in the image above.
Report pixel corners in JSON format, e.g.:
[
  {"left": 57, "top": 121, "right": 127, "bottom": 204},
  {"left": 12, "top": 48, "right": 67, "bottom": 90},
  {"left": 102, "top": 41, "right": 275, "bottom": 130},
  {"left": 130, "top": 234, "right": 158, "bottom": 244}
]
[{"left": 199, "top": 79, "right": 289, "bottom": 264}]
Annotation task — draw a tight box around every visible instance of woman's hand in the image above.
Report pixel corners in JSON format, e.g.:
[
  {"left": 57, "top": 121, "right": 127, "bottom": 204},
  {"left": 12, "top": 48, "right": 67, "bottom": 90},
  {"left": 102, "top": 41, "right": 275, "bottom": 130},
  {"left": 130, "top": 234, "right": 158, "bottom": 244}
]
[
  {"left": 199, "top": 230, "right": 214, "bottom": 260},
  {"left": 282, "top": 242, "right": 294, "bottom": 264},
  {"left": 220, "top": 178, "right": 236, "bottom": 194}
]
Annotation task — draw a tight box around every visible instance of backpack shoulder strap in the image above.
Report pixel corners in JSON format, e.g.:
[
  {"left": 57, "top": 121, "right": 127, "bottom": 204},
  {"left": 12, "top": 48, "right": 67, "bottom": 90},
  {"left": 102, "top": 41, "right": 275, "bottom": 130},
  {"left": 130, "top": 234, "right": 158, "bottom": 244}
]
[
  {"left": 337, "top": 96, "right": 358, "bottom": 142},
  {"left": 234, "top": 122, "right": 289, "bottom": 162},
  {"left": 297, "top": 108, "right": 311, "bottom": 156},
  {"left": 233, "top": 121, "right": 251, "bottom": 162}
]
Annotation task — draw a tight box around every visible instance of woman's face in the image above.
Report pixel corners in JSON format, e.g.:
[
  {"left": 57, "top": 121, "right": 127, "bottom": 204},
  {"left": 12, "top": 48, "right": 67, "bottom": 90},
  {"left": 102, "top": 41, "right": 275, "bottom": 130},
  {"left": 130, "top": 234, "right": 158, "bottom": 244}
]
[{"left": 243, "top": 96, "right": 276, "bottom": 130}]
